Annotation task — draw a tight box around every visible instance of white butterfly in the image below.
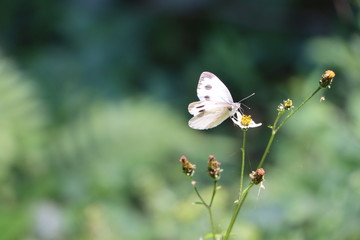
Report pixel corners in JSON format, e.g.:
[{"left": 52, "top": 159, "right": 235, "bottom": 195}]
[{"left": 188, "top": 72, "right": 241, "bottom": 130}]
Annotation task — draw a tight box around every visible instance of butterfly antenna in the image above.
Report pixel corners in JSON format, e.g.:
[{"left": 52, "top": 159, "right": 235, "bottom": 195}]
[
  {"left": 237, "top": 93, "right": 255, "bottom": 113},
  {"left": 241, "top": 103, "right": 251, "bottom": 110},
  {"left": 239, "top": 93, "right": 255, "bottom": 103}
]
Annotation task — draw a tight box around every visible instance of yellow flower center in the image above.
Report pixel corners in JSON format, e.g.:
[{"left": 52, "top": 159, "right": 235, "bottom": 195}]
[
  {"left": 323, "top": 70, "right": 335, "bottom": 79},
  {"left": 241, "top": 115, "right": 252, "bottom": 126},
  {"left": 284, "top": 99, "right": 293, "bottom": 110}
]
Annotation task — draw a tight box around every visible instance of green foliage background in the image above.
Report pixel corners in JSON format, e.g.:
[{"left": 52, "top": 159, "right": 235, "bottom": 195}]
[{"left": 0, "top": 1, "right": 359, "bottom": 239}]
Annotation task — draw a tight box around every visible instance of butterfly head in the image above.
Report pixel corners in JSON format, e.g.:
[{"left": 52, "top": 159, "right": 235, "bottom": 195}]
[{"left": 230, "top": 102, "right": 241, "bottom": 115}]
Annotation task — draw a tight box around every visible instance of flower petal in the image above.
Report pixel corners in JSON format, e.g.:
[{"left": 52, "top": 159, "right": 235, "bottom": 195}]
[{"left": 231, "top": 111, "right": 262, "bottom": 129}]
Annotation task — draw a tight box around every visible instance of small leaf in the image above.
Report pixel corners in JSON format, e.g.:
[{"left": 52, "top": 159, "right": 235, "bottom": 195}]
[
  {"left": 204, "top": 233, "right": 223, "bottom": 240},
  {"left": 192, "top": 202, "right": 205, "bottom": 205},
  {"left": 203, "top": 233, "right": 214, "bottom": 239}
]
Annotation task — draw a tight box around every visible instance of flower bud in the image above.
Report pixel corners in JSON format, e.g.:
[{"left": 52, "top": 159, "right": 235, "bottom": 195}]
[
  {"left": 179, "top": 155, "right": 196, "bottom": 176},
  {"left": 249, "top": 168, "right": 265, "bottom": 185},
  {"left": 277, "top": 103, "right": 285, "bottom": 112},
  {"left": 283, "top": 99, "right": 293, "bottom": 110},
  {"left": 207, "top": 155, "right": 222, "bottom": 180},
  {"left": 319, "top": 70, "right": 335, "bottom": 88}
]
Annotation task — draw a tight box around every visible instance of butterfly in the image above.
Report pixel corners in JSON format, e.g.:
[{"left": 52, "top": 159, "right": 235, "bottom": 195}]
[{"left": 188, "top": 72, "right": 241, "bottom": 130}]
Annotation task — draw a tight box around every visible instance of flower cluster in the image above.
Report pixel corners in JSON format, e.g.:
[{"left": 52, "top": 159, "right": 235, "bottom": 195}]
[
  {"left": 178, "top": 70, "right": 336, "bottom": 240},
  {"left": 207, "top": 155, "right": 222, "bottom": 180},
  {"left": 249, "top": 168, "right": 265, "bottom": 185},
  {"left": 179, "top": 156, "right": 196, "bottom": 176},
  {"left": 278, "top": 98, "right": 294, "bottom": 112}
]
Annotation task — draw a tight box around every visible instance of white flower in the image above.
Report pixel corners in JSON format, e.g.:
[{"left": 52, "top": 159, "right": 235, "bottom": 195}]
[{"left": 231, "top": 111, "right": 262, "bottom": 129}]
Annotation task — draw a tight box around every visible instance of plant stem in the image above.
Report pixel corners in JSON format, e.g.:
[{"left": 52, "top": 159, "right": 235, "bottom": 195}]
[
  {"left": 223, "top": 86, "right": 323, "bottom": 239},
  {"left": 275, "top": 87, "right": 321, "bottom": 132},
  {"left": 223, "top": 129, "right": 248, "bottom": 239},
  {"left": 223, "top": 184, "right": 254, "bottom": 240},
  {"left": 208, "top": 181, "right": 218, "bottom": 240},
  {"left": 257, "top": 112, "right": 283, "bottom": 169},
  {"left": 208, "top": 207, "right": 216, "bottom": 240},
  {"left": 193, "top": 183, "right": 207, "bottom": 206},
  {"left": 239, "top": 129, "right": 247, "bottom": 197},
  {"left": 209, "top": 180, "right": 217, "bottom": 207},
  {"left": 193, "top": 180, "right": 218, "bottom": 240},
  {"left": 258, "top": 87, "right": 322, "bottom": 169}
]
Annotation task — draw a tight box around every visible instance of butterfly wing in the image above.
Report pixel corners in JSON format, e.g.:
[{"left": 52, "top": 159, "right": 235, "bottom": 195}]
[
  {"left": 197, "top": 72, "right": 234, "bottom": 103},
  {"left": 188, "top": 72, "right": 240, "bottom": 130},
  {"left": 188, "top": 101, "right": 233, "bottom": 130}
]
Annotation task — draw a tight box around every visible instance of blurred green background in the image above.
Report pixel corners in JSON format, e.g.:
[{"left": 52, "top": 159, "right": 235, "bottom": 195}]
[{"left": 0, "top": 1, "right": 359, "bottom": 239}]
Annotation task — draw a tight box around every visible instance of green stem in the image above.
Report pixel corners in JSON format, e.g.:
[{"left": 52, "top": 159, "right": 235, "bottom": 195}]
[
  {"left": 209, "top": 180, "right": 217, "bottom": 207},
  {"left": 193, "top": 180, "right": 218, "bottom": 240},
  {"left": 257, "top": 112, "right": 283, "bottom": 169},
  {"left": 239, "top": 129, "right": 247, "bottom": 197},
  {"left": 208, "top": 207, "right": 216, "bottom": 240},
  {"left": 193, "top": 183, "right": 207, "bottom": 206},
  {"left": 275, "top": 87, "right": 321, "bottom": 132},
  {"left": 258, "top": 87, "right": 322, "bottom": 169},
  {"left": 223, "top": 86, "right": 323, "bottom": 239},
  {"left": 223, "top": 184, "right": 254, "bottom": 240}
]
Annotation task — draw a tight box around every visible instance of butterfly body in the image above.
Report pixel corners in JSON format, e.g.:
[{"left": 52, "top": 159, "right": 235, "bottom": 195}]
[{"left": 188, "top": 72, "right": 240, "bottom": 130}]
